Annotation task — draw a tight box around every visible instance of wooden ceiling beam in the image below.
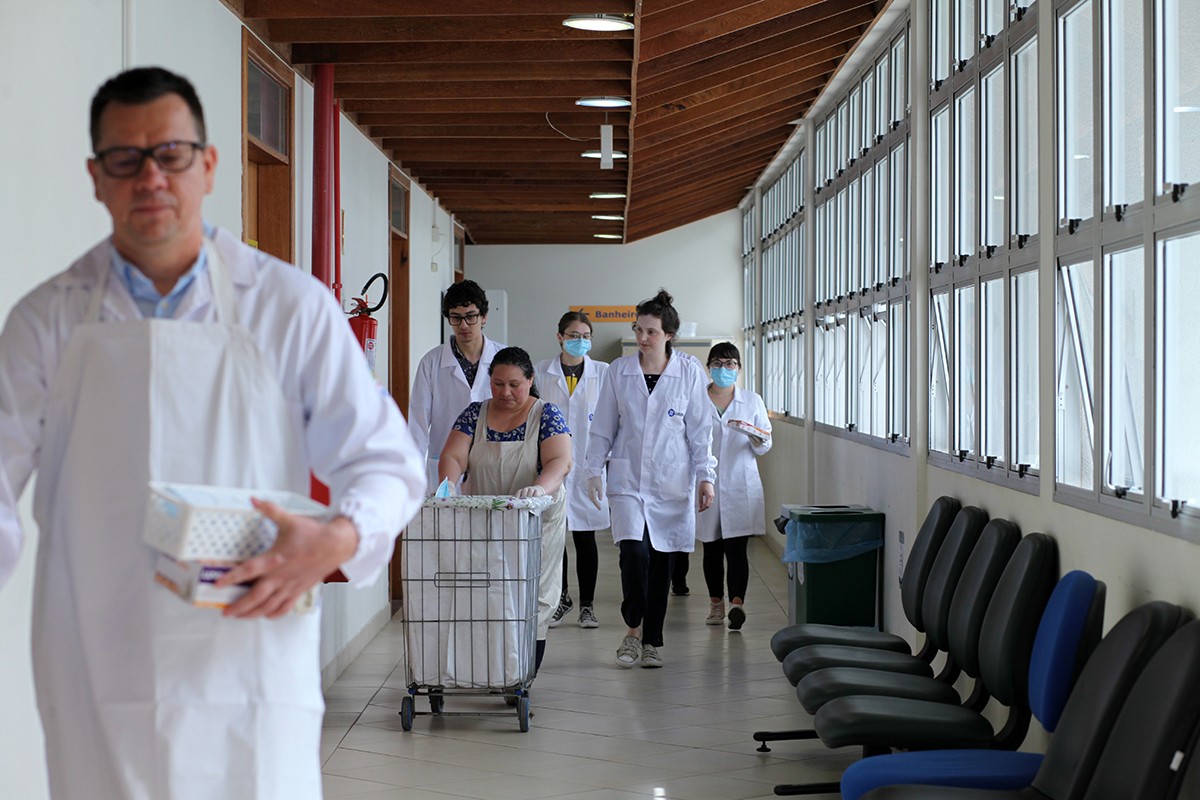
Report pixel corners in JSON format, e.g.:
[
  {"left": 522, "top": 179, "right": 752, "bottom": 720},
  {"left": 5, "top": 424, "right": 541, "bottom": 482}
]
[
  {"left": 633, "top": 102, "right": 799, "bottom": 150},
  {"left": 267, "top": 16, "right": 633, "bottom": 44},
  {"left": 437, "top": 199, "right": 622, "bottom": 212},
  {"left": 356, "top": 111, "right": 630, "bottom": 126},
  {"left": 635, "top": 84, "right": 821, "bottom": 138},
  {"left": 385, "top": 140, "right": 621, "bottom": 157},
  {"left": 627, "top": 171, "right": 759, "bottom": 210},
  {"left": 292, "top": 40, "right": 632, "bottom": 64},
  {"left": 639, "top": 2, "right": 876, "bottom": 77},
  {"left": 337, "top": 79, "right": 628, "bottom": 100},
  {"left": 629, "top": 201, "right": 745, "bottom": 238},
  {"left": 635, "top": 68, "right": 827, "bottom": 127},
  {"left": 246, "top": 0, "right": 634, "bottom": 17},
  {"left": 343, "top": 97, "right": 625, "bottom": 113},
  {"left": 640, "top": 0, "right": 771, "bottom": 40},
  {"left": 638, "top": 47, "right": 842, "bottom": 109},
  {"left": 334, "top": 61, "right": 631, "bottom": 82},
  {"left": 413, "top": 167, "right": 625, "bottom": 180},
  {"left": 637, "top": 126, "right": 791, "bottom": 165},
  {"left": 369, "top": 124, "right": 628, "bottom": 139},
  {"left": 642, "top": 0, "right": 828, "bottom": 53},
  {"left": 629, "top": 204, "right": 741, "bottom": 241},
  {"left": 632, "top": 144, "right": 781, "bottom": 189}
]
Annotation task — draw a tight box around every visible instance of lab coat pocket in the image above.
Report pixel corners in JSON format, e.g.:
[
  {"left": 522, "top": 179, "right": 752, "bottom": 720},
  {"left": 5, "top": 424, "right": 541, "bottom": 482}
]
[
  {"left": 651, "top": 461, "right": 691, "bottom": 501},
  {"left": 607, "top": 458, "right": 637, "bottom": 495}
]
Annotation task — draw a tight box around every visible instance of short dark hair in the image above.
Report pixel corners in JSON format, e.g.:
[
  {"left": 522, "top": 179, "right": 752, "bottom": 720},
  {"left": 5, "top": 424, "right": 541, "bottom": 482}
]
[
  {"left": 90, "top": 67, "right": 207, "bottom": 151},
  {"left": 635, "top": 289, "right": 681, "bottom": 356},
  {"left": 442, "top": 280, "right": 489, "bottom": 318},
  {"left": 488, "top": 347, "right": 535, "bottom": 380},
  {"left": 557, "top": 310, "right": 593, "bottom": 335},
  {"left": 706, "top": 342, "right": 741, "bottom": 367}
]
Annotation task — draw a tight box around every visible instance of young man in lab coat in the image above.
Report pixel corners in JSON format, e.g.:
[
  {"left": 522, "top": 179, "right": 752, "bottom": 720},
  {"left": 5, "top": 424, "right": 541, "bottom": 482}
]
[
  {"left": 409, "top": 279, "right": 506, "bottom": 489},
  {"left": 0, "top": 67, "right": 425, "bottom": 800}
]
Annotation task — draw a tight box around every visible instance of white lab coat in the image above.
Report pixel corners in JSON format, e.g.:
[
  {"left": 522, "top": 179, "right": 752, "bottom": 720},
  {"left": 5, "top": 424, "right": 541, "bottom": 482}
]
[
  {"left": 0, "top": 228, "right": 426, "bottom": 798},
  {"left": 585, "top": 352, "right": 716, "bottom": 552},
  {"left": 410, "top": 335, "right": 506, "bottom": 489},
  {"left": 534, "top": 354, "right": 611, "bottom": 531},
  {"left": 695, "top": 387, "right": 772, "bottom": 542}
]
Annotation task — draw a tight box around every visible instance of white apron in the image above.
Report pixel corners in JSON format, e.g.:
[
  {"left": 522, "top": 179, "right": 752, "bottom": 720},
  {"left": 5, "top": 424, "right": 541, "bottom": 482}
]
[
  {"left": 31, "top": 244, "right": 323, "bottom": 800},
  {"left": 464, "top": 400, "right": 566, "bottom": 639}
]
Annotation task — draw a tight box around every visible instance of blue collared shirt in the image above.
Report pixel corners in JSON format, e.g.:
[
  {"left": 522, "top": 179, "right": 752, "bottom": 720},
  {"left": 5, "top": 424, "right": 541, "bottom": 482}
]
[{"left": 110, "top": 223, "right": 214, "bottom": 319}]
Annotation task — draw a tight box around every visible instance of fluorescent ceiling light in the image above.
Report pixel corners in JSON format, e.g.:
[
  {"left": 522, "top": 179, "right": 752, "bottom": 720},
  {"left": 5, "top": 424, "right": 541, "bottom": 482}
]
[
  {"left": 576, "top": 96, "right": 631, "bottom": 108},
  {"left": 563, "top": 14, "right": 634, "bottom": 32},
  {"left": 590, "top": 191, "right": 627, "bottom": 199},
  {"left": 582, "top": 150, "right": 627, "bottom": 159},
  {"left": 594, "top": 233, "right": 623, "bottom": 239},
  {"left": 592, "top": 214, "right": 625, "bottom": 221}
]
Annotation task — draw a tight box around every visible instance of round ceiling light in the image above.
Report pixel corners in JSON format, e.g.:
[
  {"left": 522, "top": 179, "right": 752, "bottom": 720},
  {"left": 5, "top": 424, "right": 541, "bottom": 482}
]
[
  {"left": 581, "top": 150, "right": 627, "bottom": 159},
  {"left": 593, "top": 233, "right": 623, "bottom": 240},
  {"left": 563, "top": 14, "right": 634, "bottom": 32},
  {"left": 589, "top": 191, "right": 627, "bottom": 199},
  {"left": 576, "top": 96, "right": 631, "bottom": 108},
  {"left": 592, "top": 214, "right": 625, "bottom": 221}
]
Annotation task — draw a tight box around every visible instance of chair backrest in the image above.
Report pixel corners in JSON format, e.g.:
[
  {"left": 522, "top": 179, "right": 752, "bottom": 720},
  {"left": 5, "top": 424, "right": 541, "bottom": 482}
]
[
  {"left": 900, "top": 496, "right": 962, "bottom": 631},
  {"left": 944, "top": 518, "right": 1022, "bottom": 677},
  {"left": 1026, "top": 571, "right": 1105, "bottom": 731},
  {"left": 1032, "top": 601, "right": 1190, "bottom": 800},
  {"left": 919, "top": 506, "right": 989, "bottom": 651},
  {"left": 975, "top": 533, "right": 1058, "bottom": 747},
  {"left": 1082, "top": 619, "right": 1200, "bottom": 800}
]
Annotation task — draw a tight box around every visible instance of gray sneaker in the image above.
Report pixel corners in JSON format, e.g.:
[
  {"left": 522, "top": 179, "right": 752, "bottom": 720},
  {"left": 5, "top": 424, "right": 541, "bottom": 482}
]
[
  {"left": 549, "top": 592, "right": 573, "bottom": 628},
  {"left": 616, "top": 635, "right": 641, "bottom": 668},
  {"left": 640, "top": 644, "right": 663, "bottom": 668},
  {"left": 578, "top": 606, "right": 600, "bottom": 628}
]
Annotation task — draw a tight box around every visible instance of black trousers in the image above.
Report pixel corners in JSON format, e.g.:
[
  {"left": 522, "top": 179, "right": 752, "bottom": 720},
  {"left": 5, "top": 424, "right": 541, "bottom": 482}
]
[
  {"left": 618, "top": 528, "right": 673, "bottom": 647},
  {"left": 703, "top": 536, "right": 750, "bottom": 602},
  {"left": 561, "top": 529, "right": 599, "bottom": 607}
]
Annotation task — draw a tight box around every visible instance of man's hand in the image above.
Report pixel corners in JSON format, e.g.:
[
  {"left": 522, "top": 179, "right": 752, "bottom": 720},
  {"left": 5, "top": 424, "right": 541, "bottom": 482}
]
[
  {"left": 217, "top": 498, "right": 359, "bottom": 619},
  {"left": 697, "top": 480, "right": 715, "bottom": 513},
  {"left": 587, "top": 476, "right": 604, "bottom": 509},
  {"left": 515, "top": 485, "right": 546, "bottom": 498}
]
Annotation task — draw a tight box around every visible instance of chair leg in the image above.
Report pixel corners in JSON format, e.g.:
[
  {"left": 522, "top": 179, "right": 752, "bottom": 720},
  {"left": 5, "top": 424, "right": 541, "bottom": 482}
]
[
  {"left": 773, "top": 780, "right": 840, "bottom": 795},
  {"left": 752, "top": 728, "right": 819, "bottom": 752}
]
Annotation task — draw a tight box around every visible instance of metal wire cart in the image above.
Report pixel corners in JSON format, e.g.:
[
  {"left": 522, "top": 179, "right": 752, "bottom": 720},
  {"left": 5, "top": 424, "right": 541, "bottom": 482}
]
[{"left": 398, "top": 495, "right": 548, "bottom": 732}]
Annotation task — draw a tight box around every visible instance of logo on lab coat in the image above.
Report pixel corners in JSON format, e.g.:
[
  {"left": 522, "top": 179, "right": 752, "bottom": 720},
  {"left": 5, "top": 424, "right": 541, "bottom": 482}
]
[
  {"left": 667, "top": 408, "right": 676, "bottom": 417},
  {"left": 589, "top": 413, "right": 594, "bottom": 421}
]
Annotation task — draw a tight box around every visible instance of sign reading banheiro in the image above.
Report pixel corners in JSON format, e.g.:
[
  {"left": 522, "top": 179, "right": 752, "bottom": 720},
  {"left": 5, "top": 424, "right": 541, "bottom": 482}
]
[{"left": 570, "top": 305, "right": 637, "bottom": 323}]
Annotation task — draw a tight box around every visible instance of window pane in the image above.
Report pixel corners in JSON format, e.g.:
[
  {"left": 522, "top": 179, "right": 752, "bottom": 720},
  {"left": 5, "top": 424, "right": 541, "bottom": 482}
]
[
  {"left": 849, "top": 178, "right": 862, "bottom": 292},
  {"left": 247, "top": 59, "right": 289, "bottom": 154},
  {"left": 1012, "top": 38, "right": 1039, "bottom": 238},
  {"left": 981, "top": 277, "right": 1006, "bottom": 461},
  {"left": 839, "top": 101, "right": 850, "bottom": 171},
  {"left": 931, "top": 291, "right": 952, "bottom": 452},
  {"left": 877, "top": 54, "right": 891, "bottom": 137},
  {"left": 933, "top": 0, "right": 952, "bottom": 85},
  {"left": 1159, "top": 0, "right": 1200, "bottom": 189},
  {"left": 834, "top": 315, "right": 849, "bottom": 428},
  {"left": 957, "top": 0, "right": 977, "bottom": 66},
  {"left": 875, "top": 158, "right": 891, "bottom": 286},
  {"left": 1056, "top": 261, "right": 1096, "bottom": 489},
  {"left": 1104, "top": 0, "right": 1144, "bottom": 207},
  {"left": 892, "top": 33, "right": 908, "bottom": 123},
  {"left": 1104, "top": 249, "right": 1145, "bottom": 494},
  {"left": 982, "top": 66, "right": 1006, "bottom": 250},
  {"left": 1059, "top": 0, "right": 1095, "bottom": 223},
  {"left": 1011, "top": 269, "right": 1040, "bottom": 468},
  {"left": 815, "top": 321, "right": 828, "bottom": 422},
  {"left": 892, "top": 141, "right": 909, "bottom": 279},
  {"left": 956, "top": 88, "right": 977, "bottom": 259},
  {"left": 889, "top": 299, "right": 909, "bottom": 439},
  {"left": 862, "top": 169, "right": 875, "bottom": 292},
  {"left": 853, "top": 314, "right": 871, "bottom": 431},
  {"left": 389, "top": 181, "right": 408, "bottom": 234},
  {"left": 1158, "top": 233, "right": 1200, "bottom": 502},
  {"left": 850, "top": 86, "right": 863, "bottom": 161},
  {"left": 863, "top": 74, "right": 875, "bottom": 153},
  {"left": 982, "top": 0, "right": 1005, "bottom": 39},
  {"left": 932, "top": 106, "right": 951, "bottom": 268},
  {"left": 955, "top": 284, "right": 977, "bottom": 454},
  {"left": 872, "top": 303, "right": 889, "bottom": 437}
]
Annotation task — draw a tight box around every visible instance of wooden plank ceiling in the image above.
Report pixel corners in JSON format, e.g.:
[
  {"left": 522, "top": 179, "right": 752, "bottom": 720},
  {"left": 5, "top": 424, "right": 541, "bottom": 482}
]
[{"left": 241, "top": 0, "right": 883, "bottom": 244}]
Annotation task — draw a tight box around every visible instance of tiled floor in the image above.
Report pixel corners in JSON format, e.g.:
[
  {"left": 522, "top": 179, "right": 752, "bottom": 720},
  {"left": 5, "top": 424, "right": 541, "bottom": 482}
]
[{"left": 320, "top": 538, "right": 853, "bottom": 799}]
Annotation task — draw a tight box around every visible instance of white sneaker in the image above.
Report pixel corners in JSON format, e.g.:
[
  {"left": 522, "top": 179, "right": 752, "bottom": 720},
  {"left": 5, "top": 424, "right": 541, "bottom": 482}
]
[
  {"left": 728, "top": 604, "right": 746, "bottom": 631},
  {"left": 706, "top": 600, "right": 725, "bottom": 625},
  {"left": 640, "top": 644, "right": 663, "bottom": 668},
  {"left": 549, "top": 592, "right": 573, "bottom": 628},
  {"left": 616, "top": 635, "right": 641, "bottom": 668},
  {"left": 579, "top": 606, "right": 599, "bottom": 628}
]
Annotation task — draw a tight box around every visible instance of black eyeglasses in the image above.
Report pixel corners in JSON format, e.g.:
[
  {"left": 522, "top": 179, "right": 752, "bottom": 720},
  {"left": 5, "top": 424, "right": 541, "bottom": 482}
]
[
  {"left": 709, "top": 359, "right": 740, "bottom": 369},
  {"left": 93, "top": 141, "right": 206, "bottom": 178},
  {"left": 563, "top": 332, "right": 592, "bottom": 340},
  {"left": 448, "top": 312, "right": 482, "bottom": 326}
]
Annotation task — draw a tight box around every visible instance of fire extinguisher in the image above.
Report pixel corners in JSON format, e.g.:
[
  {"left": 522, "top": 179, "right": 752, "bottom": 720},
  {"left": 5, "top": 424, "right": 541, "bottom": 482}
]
[{"left": 348, "top": 272, "right": 388, "bottom": 375}]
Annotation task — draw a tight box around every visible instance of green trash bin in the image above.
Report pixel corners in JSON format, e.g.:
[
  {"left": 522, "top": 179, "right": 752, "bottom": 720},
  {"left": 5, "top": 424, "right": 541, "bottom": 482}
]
[{"left": 779, "top": 505, "right": 883, "bottom": 628}]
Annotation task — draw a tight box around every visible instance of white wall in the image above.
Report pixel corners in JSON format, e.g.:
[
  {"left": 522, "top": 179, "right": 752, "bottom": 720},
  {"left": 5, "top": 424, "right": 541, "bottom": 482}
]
[
  {"left": 0, "top": 2, "right": 447, "bottom": 795},
  {"left": 467, "top": 210, "right": 743, "bottom": 364}
]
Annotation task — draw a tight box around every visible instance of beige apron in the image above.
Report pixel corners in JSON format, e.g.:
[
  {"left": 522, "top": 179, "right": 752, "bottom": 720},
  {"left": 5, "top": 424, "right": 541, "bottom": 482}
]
[
  {"left": 31, "top": 243, "right": 321, "bottom": 799},
  {"left": 464, "top": 399, "right": 566, "bottom": 638}
]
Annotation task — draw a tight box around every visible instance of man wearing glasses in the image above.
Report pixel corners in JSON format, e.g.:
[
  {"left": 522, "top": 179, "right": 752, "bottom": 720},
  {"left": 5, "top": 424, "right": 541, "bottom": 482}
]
[
  {"left": 409, "top": 279, "right": 506, "bottom": 488},
  {"left": 0, "top": 67, "right": 425, "bottom": 799}
]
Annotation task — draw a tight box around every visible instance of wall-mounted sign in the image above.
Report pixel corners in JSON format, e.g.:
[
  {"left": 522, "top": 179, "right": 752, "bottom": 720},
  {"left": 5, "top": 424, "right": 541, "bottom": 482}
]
[{"left": 571, "top": 305, "right": 637, "bottom": 323}]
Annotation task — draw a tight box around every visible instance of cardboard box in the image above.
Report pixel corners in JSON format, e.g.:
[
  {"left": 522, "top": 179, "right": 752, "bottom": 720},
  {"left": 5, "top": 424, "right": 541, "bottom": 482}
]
[{"left": 154, "top": 554, "right": 316, "bottom": 613}]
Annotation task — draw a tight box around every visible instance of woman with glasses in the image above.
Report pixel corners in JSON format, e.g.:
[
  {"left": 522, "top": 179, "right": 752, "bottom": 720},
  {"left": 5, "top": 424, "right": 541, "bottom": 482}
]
[
  {"left": 535, "top": 311, "right": 610, "bottom": 630},
  {"left": 695, "top": 342, "right": 772, "bottom": 630},
  {"left": 410, "top": 280, "right": 506, "bottom": 489},
  {"left": 585, "top": 290, "right": 716, "bottom": 669}
]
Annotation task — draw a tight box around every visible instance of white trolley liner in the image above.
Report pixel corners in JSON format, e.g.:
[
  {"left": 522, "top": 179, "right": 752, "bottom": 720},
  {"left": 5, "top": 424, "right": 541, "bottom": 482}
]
[{"left": 399, "top": 495, "right": 548, "bottom": 732}]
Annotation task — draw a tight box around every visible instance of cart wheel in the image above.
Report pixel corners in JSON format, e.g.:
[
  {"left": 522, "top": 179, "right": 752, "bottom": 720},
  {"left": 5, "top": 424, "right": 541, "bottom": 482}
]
[
  {"left": 429, "top": 693, "right": 444, "bottom": 714},
  {"left": 517, "top": 696, "right": 531, "bottom": 732},
  {"left": 400, "top": 696, "right": 414, "bottom": 731},
  {"left": 503, "top": 693, "right": 519, "bottom": 708}
]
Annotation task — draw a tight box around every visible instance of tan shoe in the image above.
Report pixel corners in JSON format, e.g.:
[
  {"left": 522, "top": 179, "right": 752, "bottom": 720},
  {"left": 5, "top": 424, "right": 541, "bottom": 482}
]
[{"left": 706, "top": 600, "right": 725, "bottom": 625}]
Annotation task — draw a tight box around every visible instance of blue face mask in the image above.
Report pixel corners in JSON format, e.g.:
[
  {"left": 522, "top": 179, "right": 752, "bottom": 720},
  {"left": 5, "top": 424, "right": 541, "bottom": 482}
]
[
  {"left": 563, "top": 338, "right": 592, "bottom": 358},
  {"left": 710, "top": 367, "right": 738, "bottom": 388}
]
